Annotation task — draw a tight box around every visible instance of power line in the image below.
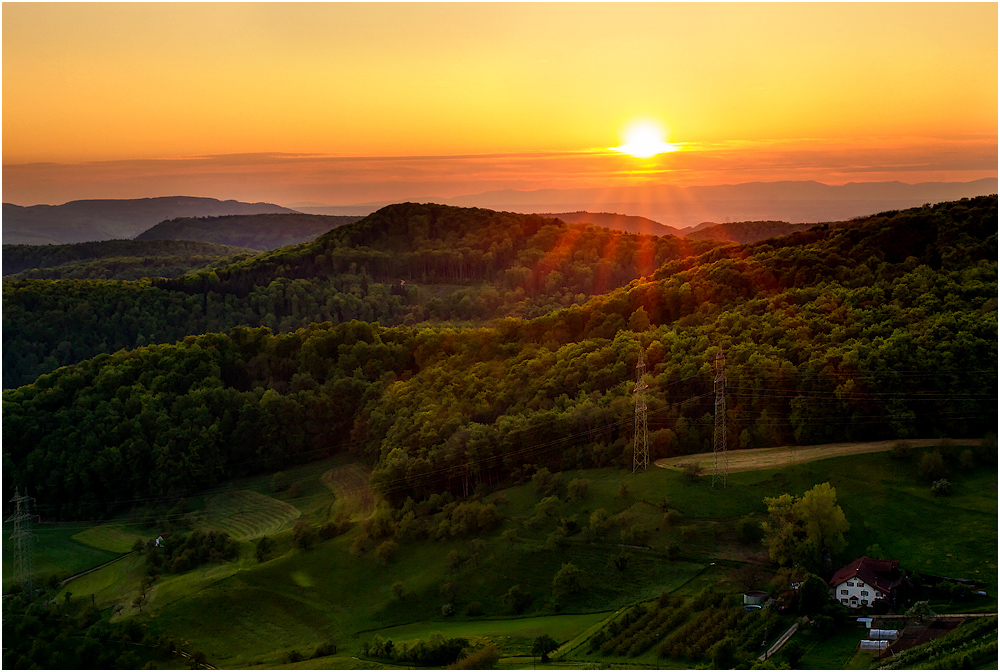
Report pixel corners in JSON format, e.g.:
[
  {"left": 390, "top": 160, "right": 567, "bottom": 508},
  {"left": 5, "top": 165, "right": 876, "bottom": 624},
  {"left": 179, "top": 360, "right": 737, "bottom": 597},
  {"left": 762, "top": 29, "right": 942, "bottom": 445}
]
[
  {"left": 713, "top": 350, "right": 727, "bottom": 488},
  {"left": 6, "top": 489, "right": 37, "bottom": 597},
  {"left": 633, "top": 355, "right": 649, "bottom": 473}
]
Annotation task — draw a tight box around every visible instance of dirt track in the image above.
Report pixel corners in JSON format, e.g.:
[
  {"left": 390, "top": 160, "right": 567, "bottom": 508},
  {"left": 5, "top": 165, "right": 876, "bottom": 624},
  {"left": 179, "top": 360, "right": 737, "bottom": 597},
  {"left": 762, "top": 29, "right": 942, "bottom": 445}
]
[{"left": 654, "top": 438, "right": 980, "bottom": 474}]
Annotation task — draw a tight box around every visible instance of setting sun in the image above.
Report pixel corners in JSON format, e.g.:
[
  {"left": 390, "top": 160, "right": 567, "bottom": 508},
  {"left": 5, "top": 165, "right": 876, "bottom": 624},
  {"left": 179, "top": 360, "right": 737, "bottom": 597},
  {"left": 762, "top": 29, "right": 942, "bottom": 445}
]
[{"left": 613, "top": 121, "right": 678, "bottom": 158}]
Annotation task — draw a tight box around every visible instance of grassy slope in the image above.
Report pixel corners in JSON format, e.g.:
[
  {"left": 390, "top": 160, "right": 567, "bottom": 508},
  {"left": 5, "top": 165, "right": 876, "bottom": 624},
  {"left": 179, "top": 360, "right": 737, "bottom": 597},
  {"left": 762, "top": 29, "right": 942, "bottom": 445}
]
[
  {"left": 50, "top": 446, "right": 997, "bottom": 668},
  {"left": 2, "top": 522, "right": 120, "bottom": 591}
]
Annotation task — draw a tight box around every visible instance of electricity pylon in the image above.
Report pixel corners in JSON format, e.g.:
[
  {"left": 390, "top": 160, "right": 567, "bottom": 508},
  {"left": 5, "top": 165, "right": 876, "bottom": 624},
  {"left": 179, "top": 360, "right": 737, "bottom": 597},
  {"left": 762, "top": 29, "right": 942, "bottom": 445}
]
[
  {"left": 633, "top": 355, "right": 649, "bottom": 472},
  {"left": 7, "top": 488, "right": 37, "bottom": 597},
  {"left": 713, "top": 350, "right": 728, "bottom": 487}
]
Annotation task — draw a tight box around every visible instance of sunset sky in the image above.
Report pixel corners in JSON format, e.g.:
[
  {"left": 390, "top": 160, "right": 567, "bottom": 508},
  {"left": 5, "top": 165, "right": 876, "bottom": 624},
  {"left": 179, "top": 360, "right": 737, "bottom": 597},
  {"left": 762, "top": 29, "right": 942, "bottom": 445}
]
[{"left": 3, "top": 2, "right": 997, "bottom": 207}]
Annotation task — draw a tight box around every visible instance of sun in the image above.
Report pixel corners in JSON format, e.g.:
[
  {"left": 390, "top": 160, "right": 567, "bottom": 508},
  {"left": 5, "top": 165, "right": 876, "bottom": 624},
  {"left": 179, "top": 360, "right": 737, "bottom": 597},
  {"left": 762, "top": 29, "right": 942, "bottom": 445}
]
[{"left": 613, "top": 121, "right": 678, "bottom": 158}]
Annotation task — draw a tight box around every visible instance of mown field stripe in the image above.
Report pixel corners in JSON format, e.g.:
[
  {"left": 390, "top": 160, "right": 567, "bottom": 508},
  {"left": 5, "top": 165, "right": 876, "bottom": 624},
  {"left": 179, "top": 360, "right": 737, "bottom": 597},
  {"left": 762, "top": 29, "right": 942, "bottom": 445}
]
[{"left": 655, "top": 438, "right": 980, "bottom": 474}]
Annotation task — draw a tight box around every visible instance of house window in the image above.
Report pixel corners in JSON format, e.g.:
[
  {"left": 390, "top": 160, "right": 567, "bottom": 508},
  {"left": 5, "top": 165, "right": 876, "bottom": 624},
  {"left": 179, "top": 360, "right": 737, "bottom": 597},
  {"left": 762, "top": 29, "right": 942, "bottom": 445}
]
[
  {"left": 840, "top": 589, "right": 848, "bottom": 595},
  {"left": 876, "top": 592, "right": 882, "bottom": 598},
  {"left": 847, "top": 581, "right": 854, "bottom": 586},
  {"left": 861, "top": 590, "right": 869, "bottom": 596},
  {"left": 841, "top": 599, "right": 848, "bottom": 604},
  {"left": 862, "top": 599, "right": 869, "bottom": 606}
]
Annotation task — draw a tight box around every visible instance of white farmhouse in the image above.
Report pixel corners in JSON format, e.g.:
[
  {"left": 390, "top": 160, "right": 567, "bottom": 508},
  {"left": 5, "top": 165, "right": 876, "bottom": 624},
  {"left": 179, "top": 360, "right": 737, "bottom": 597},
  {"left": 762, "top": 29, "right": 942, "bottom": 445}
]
[{"left": 829, "top": 556, "right": 905, "bottom": 609}]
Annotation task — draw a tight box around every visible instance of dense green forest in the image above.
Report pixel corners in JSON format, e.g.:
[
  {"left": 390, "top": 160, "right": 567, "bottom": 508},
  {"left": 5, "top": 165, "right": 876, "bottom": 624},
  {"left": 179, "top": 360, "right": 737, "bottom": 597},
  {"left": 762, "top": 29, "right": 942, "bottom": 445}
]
[
  {"left": 134, "top": 212, "right": 363, "bottom": 250},
  {"left": 3, "top": 205, "right": 716, "bottom": 388},
  {"left": 2, "top": 239, "right": 255, "bottom": 276},
  {"left": 3, "top": 196, "right": 995, "bottom": 519},
  {"left": 3, "top": 239, "right": 256, "bottom": 282},
  {"left": 684, "top": 220, "right": 811, "bottom": 243}
]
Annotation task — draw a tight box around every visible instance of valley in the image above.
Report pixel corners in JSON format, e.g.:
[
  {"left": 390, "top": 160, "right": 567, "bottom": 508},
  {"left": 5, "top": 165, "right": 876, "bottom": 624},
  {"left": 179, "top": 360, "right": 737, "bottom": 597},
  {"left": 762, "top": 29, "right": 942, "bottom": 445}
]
[{"left": 3, "top": 196, "right": 997, "bottom": 669}]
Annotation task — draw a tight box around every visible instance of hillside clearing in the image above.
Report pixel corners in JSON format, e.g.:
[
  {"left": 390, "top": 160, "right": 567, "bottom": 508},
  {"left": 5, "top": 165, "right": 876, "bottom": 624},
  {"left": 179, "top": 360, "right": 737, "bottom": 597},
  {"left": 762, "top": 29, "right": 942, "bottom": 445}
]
[
  {"left": 655, "top": 439, "right": 980, "bottom": 474},
  {"left": 321, "top": 462, "right": 374, "bottom": 518},
  {"left": 200, "top": 490, "right": 300, "bottom": 540},
  {"left": 71, "top": 524, "right": 145, "bottom": 553}
]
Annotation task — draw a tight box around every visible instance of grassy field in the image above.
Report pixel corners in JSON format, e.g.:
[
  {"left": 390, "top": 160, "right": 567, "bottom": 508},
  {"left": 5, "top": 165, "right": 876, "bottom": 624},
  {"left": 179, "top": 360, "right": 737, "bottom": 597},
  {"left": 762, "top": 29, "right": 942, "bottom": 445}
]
[
  {"left": 199, "top": 490, "right": 301, "bottom": 540},
  {"left": 40, "top": 440, "right": 997, "bottom": 669},
  {"left": 72, "top": 524, "right": 147, "bottom": 553},
  {"left": 3, "top": 522, "right": 121, "bottom": 590},
  {"left": 655, "top": 438, "right": 980, "bottom": 473},
  {"left": 321, "top": 462, "right": 375, "bottom": 519}
]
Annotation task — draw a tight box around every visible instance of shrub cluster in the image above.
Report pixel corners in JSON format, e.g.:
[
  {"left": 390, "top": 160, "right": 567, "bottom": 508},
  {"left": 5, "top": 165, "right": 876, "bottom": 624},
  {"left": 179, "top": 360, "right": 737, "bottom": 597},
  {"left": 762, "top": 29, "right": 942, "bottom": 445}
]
[{"left": 363, "top": 634, "right": 468, "bottom": 667}]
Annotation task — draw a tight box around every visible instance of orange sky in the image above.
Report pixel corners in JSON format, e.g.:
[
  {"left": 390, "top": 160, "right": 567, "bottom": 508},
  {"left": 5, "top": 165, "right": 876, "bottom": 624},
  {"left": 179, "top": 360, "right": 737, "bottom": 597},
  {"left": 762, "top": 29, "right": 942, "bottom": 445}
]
[{"left": 3, "top": 2, "right": 997, "bottom": 206}]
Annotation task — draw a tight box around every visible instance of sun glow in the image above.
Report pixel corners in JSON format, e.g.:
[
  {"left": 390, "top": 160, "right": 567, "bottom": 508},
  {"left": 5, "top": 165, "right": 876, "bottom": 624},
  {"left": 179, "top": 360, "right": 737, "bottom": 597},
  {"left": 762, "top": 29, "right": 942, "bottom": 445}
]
[{"left": 613, "top": 121, "right": 678, "bottom": 158}]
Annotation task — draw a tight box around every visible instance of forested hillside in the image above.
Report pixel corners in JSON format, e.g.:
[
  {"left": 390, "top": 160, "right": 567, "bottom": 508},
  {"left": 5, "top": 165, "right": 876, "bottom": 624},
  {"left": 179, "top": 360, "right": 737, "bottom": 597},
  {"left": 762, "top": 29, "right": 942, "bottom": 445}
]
[
  {"left": 3, "top": 204, "right": 716, "bottom": 387},
  {"left": 3, "top": 239, "right": 255, "bottom": 279},
  {"left": 3, "top": 196, "right": 996, "bottom": 519},
  {"left": 684, "top": 220, "right": 811, "bottom": 243},
  {"left": 543, "top": 211, "right": 684, "bottom": 237},
  {"left": 134, "top": 213, "right": 363, "bottom": 250}
]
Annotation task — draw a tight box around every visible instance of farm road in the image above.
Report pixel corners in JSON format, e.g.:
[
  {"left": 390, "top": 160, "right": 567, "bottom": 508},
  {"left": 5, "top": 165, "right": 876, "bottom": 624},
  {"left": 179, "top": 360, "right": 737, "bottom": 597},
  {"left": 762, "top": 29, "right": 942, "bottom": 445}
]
[{"left": 655, "top": 438, "right": 979, "bottom": 474}]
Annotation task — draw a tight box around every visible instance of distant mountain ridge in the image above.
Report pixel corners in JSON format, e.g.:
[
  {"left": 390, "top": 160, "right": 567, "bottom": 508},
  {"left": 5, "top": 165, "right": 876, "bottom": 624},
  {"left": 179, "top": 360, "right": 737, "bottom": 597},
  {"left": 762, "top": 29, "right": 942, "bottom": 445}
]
[
  {"left": 435, "top": 178, "right": 1000, "bottom": 228},
  {"left": 135, "top": 213, "right": 364, "bottom": 250},
  {"left": 2, "top": 196, "right": 299, "bottom": 245},
  {"left": 546, "top": 212, "right": 815, "bottom": 244}
]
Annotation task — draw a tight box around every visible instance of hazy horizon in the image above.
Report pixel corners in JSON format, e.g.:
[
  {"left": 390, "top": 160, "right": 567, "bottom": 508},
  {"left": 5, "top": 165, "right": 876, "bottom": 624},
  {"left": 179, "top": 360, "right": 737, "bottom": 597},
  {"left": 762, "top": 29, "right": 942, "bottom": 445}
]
[{"left": 3, "top": 3, "right": 996, "bottom": 209}]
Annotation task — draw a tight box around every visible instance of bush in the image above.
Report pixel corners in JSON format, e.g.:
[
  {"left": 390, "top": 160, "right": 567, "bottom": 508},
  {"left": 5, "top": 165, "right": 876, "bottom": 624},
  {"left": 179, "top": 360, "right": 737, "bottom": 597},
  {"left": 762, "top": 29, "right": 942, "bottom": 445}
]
[
  {"left": 292, "top": 521, "right": 316, "bottom": 550},
  {"left": 312, "top": 641, "right": 337, "bottom": 658},
  {"left": 441, "top": 603, "right": 455, "bottom": 617},
  {"left": 532, "top": 467, "right": 561, "bottom": 496},
  {"left": 931, "top": 478, "right": 953, "bottom": 496},
  {"left": 374, "top": 539, "right": 398, "bottom": 563},
  {"left": 890, "top": 440, "right": 913, "bottom": 460},
  {"left": 503, "top": 584, "right": 531, "bottom": 614},
  {"left": 271, "top": 471, "right": 289, "bottom": 492},
  {"left": 682, "top": 462, "right": 704, "bottom": 482},
  {"left": 735, "top": 515, "right": 762, "bottom": 543},
  {"left": 552, "top": 562, "right": 583, "bottom": 601},
  {"left": 448, "top": 643, "right": 499, "bottom": 669},
  {"left": 567, "top": 478, "right": 591, "bottom": 501},
  {"left": 918, "top": 449, "right": 946, "bottom": 480},
  {"left": 465, "top": 601, "right": 484, "bottom": 617}
]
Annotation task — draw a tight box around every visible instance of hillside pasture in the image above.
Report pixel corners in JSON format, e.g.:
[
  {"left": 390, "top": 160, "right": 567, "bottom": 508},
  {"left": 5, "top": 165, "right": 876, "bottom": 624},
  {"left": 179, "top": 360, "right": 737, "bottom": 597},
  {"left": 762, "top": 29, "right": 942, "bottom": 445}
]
[
  {"left": 71, "top": 524, "right": 146, "bottom": 553},
  {"left": 2, "top": 522, "right": 119, "bottom": 590},
  {"left": 321, "top": 462, "right": 375, "bottom": 519},
  {"left": 200, "top": 490, "right": 300, "bottom": 540},
  {"left": 655, "top": 438, "right": 978, "bottom": 474}
]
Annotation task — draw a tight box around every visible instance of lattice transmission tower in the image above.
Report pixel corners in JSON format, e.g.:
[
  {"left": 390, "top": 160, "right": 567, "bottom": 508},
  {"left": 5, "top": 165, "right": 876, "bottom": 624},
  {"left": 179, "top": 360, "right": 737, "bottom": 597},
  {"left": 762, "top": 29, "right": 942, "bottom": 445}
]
[
  {"left": 713, "top": 350, "right": 728, "bottom": 487},
  {"left": 6, "top": 488, "right": 37, "bottom": 597},
  {"left": 633, "top": 355, "right": 649, "bottom": 472}
]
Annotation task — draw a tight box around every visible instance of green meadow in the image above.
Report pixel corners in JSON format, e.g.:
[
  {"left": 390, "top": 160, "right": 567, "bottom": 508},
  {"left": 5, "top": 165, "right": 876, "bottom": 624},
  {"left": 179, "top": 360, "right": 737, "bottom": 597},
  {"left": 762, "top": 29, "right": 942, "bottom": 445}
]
[{"left": 36, "top": 441, "right": 996, "bottom": 668}]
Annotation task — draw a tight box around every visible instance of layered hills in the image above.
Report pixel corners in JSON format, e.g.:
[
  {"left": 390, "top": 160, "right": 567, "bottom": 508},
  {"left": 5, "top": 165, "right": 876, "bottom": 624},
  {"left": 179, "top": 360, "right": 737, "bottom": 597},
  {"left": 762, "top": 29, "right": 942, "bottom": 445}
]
[
  {"left": 134, "top": 213, "right": 364, "bottom": 250},
  {"left": 4, "top": 195, "right": 996, "bottom": 519},
  {"left": 1, "top": 196, "right": 298, "bottom": 245}
]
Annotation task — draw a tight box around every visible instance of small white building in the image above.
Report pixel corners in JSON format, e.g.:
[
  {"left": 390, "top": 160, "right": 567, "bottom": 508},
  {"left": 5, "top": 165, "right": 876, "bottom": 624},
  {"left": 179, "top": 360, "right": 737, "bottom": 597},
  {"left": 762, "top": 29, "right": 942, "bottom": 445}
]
[{"left": 829, "top": 556, "right": 905, "bottom": 609}]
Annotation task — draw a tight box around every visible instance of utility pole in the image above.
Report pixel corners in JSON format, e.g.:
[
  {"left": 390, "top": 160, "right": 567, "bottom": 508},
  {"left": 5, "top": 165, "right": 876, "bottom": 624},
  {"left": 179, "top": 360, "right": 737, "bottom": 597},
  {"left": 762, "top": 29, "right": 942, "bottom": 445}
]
[
  {"left": 713, "top": 350, "right": 728, "bottom": 487},
  {"left": 7, "top": 488, "right": 37, "bottom": 598},
  {"left": 633, "top": 355, "right": 649, "bottom": 472}
]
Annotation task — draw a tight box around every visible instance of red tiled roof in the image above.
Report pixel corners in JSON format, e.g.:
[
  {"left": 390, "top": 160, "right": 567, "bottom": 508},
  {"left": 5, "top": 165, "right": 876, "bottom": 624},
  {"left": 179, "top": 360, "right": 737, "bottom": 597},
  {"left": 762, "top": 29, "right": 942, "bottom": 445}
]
[{"left": 830, "top": 556, "right": 901, "bottom": 594}]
